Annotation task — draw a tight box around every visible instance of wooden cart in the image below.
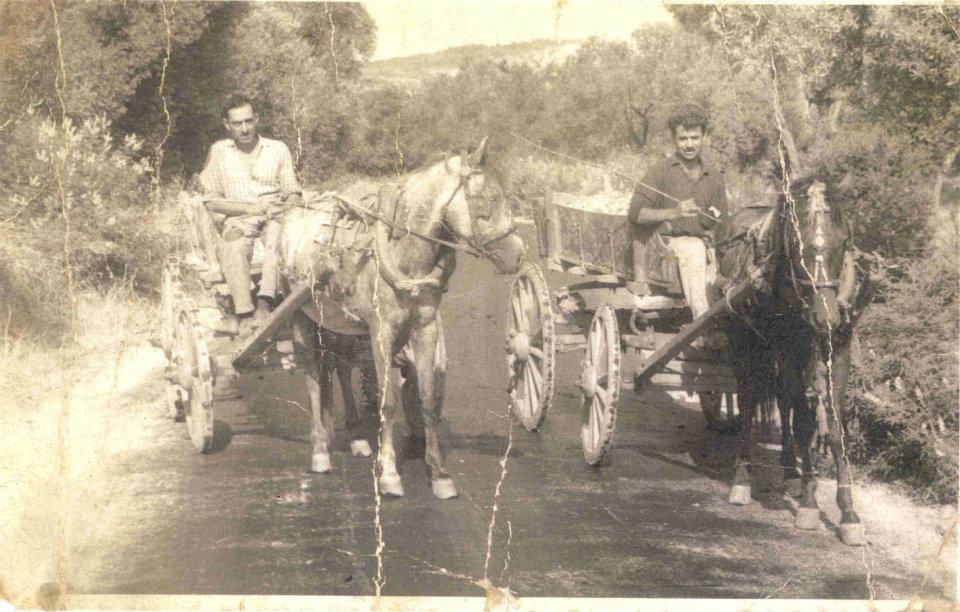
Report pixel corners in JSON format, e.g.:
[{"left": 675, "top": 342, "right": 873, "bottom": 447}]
[
  {"left": 161, "top": 192, "right": 375, "bottom": 453},
  {"left": 505, "top": 193, "right": 753, "bottom": 464}
]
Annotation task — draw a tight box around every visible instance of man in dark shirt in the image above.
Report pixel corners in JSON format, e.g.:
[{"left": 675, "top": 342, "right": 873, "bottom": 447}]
[{"left": 628, "top": 103, "right": 728, "bottom": 317}]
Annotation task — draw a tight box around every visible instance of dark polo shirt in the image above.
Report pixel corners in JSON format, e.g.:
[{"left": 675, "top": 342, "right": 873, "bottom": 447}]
[{"left": 628, "top": 155, "right": 728, "bottom": 237}]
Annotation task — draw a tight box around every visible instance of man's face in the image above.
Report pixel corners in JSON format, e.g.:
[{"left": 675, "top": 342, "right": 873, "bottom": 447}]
[
  {"left": 673, "top": 125, "right": 704, "bottom": 162},
  {"left": 223, "top": 104, "right": 258, "bottom": 146}
]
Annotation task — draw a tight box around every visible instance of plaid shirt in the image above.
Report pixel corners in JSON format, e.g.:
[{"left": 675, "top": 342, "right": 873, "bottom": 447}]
[{"left": 199, "top": 136, "right": 301, "bottom": 201}]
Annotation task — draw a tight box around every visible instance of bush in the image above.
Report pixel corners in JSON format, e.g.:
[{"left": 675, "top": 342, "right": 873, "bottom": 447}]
[
  {"left": 0, "top": 113, "right": 180, "bottom": 340},
  {"left": 847, "top": 253, "right": 959, "bottom": 503}
]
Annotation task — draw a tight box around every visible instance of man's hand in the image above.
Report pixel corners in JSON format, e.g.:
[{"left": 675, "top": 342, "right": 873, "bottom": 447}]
[
  {"left": 676, "top": 198, "right": 700, "bottom": 219},
  {"left": 263, "top": 193, "right": 302, "bottom": 217},
  {"left": 264, "top": 202, "right": 290, "bottom": 217}
]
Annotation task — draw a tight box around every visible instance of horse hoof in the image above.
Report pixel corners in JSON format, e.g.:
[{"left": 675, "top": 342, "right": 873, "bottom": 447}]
[
  {"left": 728, "top": 484, "right": 751, "bottom": 506},
  {"left": 784, "top": 478, "right": 804, "bottom": 499},
  {"left": 431, "top": 478, "right": 459, "bottom": 500},
  {"left": 840, "top": 522, "right": 866, "bottom": 546},
  {"left": 350, "top": 439, "right": 373, "bottom": 457},
  {"left": 795, "top": 507, "right": 821, "bottom": 530},
  {"left": 311, "top": 453, "right": 332, "bottom": 474},
  {"left": 379, "top": 474, "right": 404, "bottom": 498}
]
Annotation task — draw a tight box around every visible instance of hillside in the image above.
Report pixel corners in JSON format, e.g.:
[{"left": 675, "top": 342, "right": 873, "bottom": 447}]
[{"left": 363, "top": 39, "right": 581, "bottom": 85}]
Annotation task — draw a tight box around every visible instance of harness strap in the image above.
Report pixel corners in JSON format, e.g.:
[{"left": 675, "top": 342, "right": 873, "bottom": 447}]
[{"left": 331, "top": 192, "right": 484, "bottom": 258}]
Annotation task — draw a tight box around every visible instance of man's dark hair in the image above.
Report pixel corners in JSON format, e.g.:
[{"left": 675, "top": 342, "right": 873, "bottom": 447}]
[
  {"left": 667, "top": 103, "right": 709, "bottom": 135},
  {"left": 222, "top": 94, "right": 256, "bottom": 119}
]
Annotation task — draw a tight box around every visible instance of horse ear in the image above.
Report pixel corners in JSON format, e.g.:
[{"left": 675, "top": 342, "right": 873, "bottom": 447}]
[{"left": 469, "top": 136, "right": 489, "bottom": 167}]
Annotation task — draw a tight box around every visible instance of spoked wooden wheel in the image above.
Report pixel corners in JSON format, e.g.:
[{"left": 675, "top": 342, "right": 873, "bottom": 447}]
[
  {"left": 161, "top": 260, "right": 181, "bottom": 359},
  {"left": 162, "top": 261, "right": 185, "bottom": 421},
  {"left": 506, "top": 263, "right": 555, "bottom": 431},
  {"left": 176, "top": 307, "right": 215, "bottom": 453},
  {"left": 579, "top": 304, "right": 621, "bottom": 465}
]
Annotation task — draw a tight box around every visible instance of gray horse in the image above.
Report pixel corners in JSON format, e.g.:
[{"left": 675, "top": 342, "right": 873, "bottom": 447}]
[{"left": 278, "top": 138, "right": 525, "bottom": 499}]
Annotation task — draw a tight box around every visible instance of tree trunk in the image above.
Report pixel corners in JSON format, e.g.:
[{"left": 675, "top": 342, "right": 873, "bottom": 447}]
[
  {"left": 932, "top": 144, "right": 960, "bottom": 210},
  {"left": 827, "top": 99, "right": 844, "bottom": 135}
]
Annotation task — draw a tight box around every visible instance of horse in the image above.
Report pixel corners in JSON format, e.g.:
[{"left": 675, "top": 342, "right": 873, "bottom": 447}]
[
  {"left": 277, "top": 137, "right": 525, "bottom": 499},
  {"left": 715, "top": 176, "right": 875, "bottom": 545}
]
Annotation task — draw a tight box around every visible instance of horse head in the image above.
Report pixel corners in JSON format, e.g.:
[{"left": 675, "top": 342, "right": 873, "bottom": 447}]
[
  {"left": 781, "top": 179, "right": 851, "bottom": 331},
  {"left": 440, "top": 137, "right": 525, "bottom": 274}
]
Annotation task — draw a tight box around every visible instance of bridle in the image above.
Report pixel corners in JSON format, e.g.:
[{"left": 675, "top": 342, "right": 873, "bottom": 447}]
[
  {"left": 794, "top": 182, "right": 842, "bottom": 291},
  {"left": 446, "top": 154, "right": 520, "bottom": 254},
  {"left": 332, "top": 155, "right": 518, "bottom": 262},
  {"left": 778, "top": 180, "right": 856, "bottom": 333}
]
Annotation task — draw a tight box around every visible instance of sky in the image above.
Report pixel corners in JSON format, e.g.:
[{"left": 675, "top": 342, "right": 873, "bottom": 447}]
[{"left": 364, "top": 0, "right": 674, "bottom": 60}]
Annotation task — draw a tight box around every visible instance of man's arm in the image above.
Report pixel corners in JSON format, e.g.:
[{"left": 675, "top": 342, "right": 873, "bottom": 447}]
[
  {"left": 633, "top": 202, "right": 694, "bottom": 225},
  {"left": 197, "top": 146, "right": 224, "bottom": 198},
  {"left": 277, "top": 143, "right": 303, "bottom": 205},
  {"left": 628, "top": 166, "right": 697, "bottom": 225}
]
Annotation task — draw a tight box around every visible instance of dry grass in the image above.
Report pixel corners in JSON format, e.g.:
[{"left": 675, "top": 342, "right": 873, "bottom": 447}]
[{"left": 0, "top": 285, "right": 166, "bottom": 605}]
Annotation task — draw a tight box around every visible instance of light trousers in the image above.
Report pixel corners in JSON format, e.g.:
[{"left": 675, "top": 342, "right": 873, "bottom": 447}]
[
  {"left": 219, "top": 214, "right": 281, "bottom": 315},
  {"left": 665, "top": 236, "right": 717, "bottom": 318}
]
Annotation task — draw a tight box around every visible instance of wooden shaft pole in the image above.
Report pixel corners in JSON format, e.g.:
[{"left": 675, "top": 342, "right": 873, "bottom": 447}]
[{"left": 233, "top": 283, "right": 315, "bottom": 369}]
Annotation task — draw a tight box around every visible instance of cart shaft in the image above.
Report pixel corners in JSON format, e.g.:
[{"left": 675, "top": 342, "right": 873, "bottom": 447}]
[
  {"left": 633, "top": 277, "right": 752, "bottom": 383},
  {"left": 232, "top": 282, "right": 315, "bottom": 369}
]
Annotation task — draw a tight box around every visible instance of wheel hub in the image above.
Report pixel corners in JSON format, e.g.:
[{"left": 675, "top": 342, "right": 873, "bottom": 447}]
[
  {"left": 579, "top": 364, "right": 597, "bottom": 399},
  {"left": 506, "top": 330, "right": 531, "bottom": 361}
]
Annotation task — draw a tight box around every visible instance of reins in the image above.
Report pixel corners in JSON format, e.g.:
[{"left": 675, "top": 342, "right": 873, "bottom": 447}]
[
  {"left": 330, "top": 191, "right": 482, "bottom": 258},
  {"left": 334, "top": 158, "right": 518, "bottom": 261}
]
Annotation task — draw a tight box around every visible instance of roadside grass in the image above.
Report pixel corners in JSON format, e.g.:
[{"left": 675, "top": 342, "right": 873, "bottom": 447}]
[{"left": 0, "top": 284, "right": 165, "bottom": 606}]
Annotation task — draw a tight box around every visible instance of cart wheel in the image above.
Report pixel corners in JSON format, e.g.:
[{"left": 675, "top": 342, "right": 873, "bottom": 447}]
[
  {"left": 177, "top": 308, "right": 215, "bottom": 453},
  {"left": 161, "top": 260, "right": 182, "bottom": 358},
  {"left": 579, "top": 304, "right": 621, "bottom": 465},
  {"left": 506, "top": 263, "right": 555, "bottom": 431}
]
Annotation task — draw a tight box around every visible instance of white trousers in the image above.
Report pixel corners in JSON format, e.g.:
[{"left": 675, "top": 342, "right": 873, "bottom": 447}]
[{"left": 665, "top": 236, "right": 717, "bottom": 318}]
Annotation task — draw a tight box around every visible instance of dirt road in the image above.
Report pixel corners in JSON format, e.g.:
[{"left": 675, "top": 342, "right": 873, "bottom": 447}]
[{"left": 1, "top": 227, "right": 953, "bottom": 604}]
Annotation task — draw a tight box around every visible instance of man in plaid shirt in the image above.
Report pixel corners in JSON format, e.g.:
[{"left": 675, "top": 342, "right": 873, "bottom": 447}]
[{"left": 199, "top": 95, "right": 302, "bottom": 334}]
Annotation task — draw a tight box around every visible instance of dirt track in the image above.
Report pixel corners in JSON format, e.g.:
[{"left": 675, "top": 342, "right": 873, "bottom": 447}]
[{"left": 1, "top": 226, "right": 954, "bottom": 603}]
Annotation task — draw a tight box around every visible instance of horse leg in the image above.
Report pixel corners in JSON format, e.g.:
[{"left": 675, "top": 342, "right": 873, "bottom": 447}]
[
  {"left": 409, "top": 317, "right": 457, "bottom": 499},
  {"left": 824, "top": 347, "right": 864, "bottom": 545},
  {"left": 338, "top": 334, "right": 372, "bottom": 458},
  {"left": 788, "top": 380, "right": 821, "bottom": 530},
  {"left": 700, "top": 391, "right": 723, "bottom": 432},
  {"left": 779, "top": 396, "right": 803, "bottom": 498},
  {"left": 399, "top": 356, "right": 426, "bottom": 443},
  {"left": 293, "top": 312, "right": 334, "bottom": 474},
  {"left": 369, "top": 321, "right": 404, "bottom": 497},
  {"left": 728, "top": 360, "right": 756, "bottom": 506}
]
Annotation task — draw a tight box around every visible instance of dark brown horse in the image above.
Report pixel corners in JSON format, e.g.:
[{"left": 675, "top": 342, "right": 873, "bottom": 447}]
[{"left": 716, "top": 177, "right": 875, "bottom": 545}]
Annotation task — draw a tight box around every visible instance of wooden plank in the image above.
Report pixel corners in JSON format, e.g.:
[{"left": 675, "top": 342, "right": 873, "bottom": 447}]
[
  {"left": 623, "top": 333, "right": 729, "bottom": 362},
  {"left": 233, "top": 283, "right": 314, "bottom": 369},
  {"left": 564, "top": 286, "right": 643, "bottom": 312},
  {"left": 578, "top": 208, "right": 586, "bottom": 263},
  {"left": 657, "top": 359, "right": 733, "bottom": 378},
  {"left": 633, "top": 277, "right": 753, "bottom": 382},
  {"left": 647, "top": 372, "right": 739, "bottom": 393},
  {"left": 556, "top": 333, "right": 587, "bottom": 352},
  {"left": 546, "top": 203, "right": 561, "bottom": 267}
]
